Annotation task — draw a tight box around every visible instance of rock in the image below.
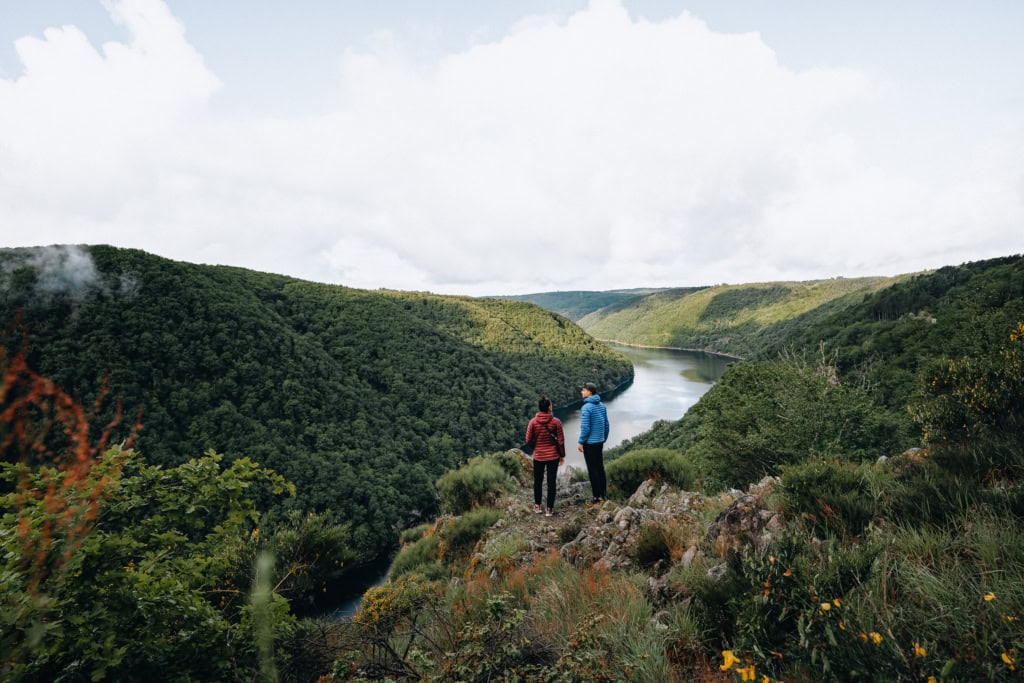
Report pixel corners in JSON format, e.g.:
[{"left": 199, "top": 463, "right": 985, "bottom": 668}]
[
  {"left": 704, "top": 478, "right": 784, "bottom": 557},
  {"left": 681, "top": 545, "right": 697, "bottom": 567},
  {"left": 650, "top": 609, "right": 672, "bottom": 630},
  {"left": 646, "top": 576, "right": 674, "bottom": 606},
  {"left": 614, "top": 506, "right": 637, "bottom": 529},
  {"left": 706, "top": 563, "right": 728, "bottom": 581},
  {"left": 628, "top": 479, "right": 658, "bottom": 507}
]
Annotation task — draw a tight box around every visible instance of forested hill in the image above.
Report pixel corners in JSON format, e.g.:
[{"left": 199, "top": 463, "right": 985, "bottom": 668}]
[
  {"left": 502, "top": 287, "right": 695, "bottom": 321},
  {"left": 755, "top": 254, "right": 1024, "bottom": 408},
  {"left": 609, "top": 254, "right": 1024, "bottom": 487},
  {"left": 575, "top": 276, "right": 905, "bottom": 358},
  {"left": 0, "top": 245, "right": 632, "bottom": 556}
]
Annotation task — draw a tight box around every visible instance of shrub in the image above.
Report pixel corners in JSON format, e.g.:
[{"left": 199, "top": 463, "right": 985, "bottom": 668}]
[
  {"left": 482, "top": 532, "right": 529, "bottom": 573},
  {"left": 490, "top": 450, "right": 531, "bottom": 484},
  {"left": 400, "top": 523, "right": 431, "bottom": 545},
  {"left": 912, "top": 322, "right": 1024, "bottom": 478},
  {"left": 436, "top": 456, "right": 514, "bottom": 514},
  {"left": 606, "top": 448, "right": 696, "bottom": 496},
  {"left": 779, "top": 460, "right": 877, "bottom": 537},
  {"left": 558, "top": 518, "right": 584, "bottom": 544},
  {"left": 438, "top": 508, "right": 500, "bottom": 560},
  {"left": 719, "top": 533, "right": 882, "bottom": 681},
  {"left": 635, "top": 522, "right": 674, "bottom": 570},
  {"left": 390, "top": 535, "right": 441, "bottom": 579},
  {"left": 689, "top": 360, "right": 904, "bottom": 490}
]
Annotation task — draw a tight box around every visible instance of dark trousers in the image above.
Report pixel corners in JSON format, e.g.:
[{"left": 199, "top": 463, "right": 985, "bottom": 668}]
[
  {"left": 533, "top": 459, "right": 559, "bottom": 509},
  {"left": 583, "top": 442, "right": 606, "bottom": 499}
]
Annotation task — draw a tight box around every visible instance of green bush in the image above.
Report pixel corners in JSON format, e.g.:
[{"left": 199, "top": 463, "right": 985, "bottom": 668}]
[
  {"left": 438, "top": 508, "right": 500, "bottom": 560},
  {"left": 400, "top": 523, "right": 431, "bottom": 545},
  {"left": 690, "top": 360, "right": 904, "bottom": 490},
  {"left": 605, "top": 448, "right": 696, "bottom": 496},
  {"left": 390, "top": 535, "right": 442, "bottom": 579},
  {"left": 912, "top": 322, "right": 1024, "bottom": 479},
  {"left": 779, "top": 460, "right": 877, "bottom": 537},
  {"left": 436, "top": 456, "right": 514, "bottom": 514},
  {"left": 720, "top": 533, "right": 882, "bottom": 681}
]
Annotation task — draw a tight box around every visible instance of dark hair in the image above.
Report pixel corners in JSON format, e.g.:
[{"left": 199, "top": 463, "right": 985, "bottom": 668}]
[
  {"left": 538, "top": 396, "right": 552, "bottom": 412},
  {"left": 582, "top": 382, "right": 599, "bottom": 394}
]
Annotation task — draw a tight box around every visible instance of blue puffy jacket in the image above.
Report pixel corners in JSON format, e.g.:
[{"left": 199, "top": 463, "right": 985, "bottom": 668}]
[{"left": 578, "top": 395, "right": 609, "bottom": 444}]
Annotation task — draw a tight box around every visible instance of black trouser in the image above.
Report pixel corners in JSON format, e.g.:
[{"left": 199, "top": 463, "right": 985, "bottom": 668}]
[
  {"left": 533, "top": 459, "right": 559, "bottom": 509},
  {"left": 583, "top": 442, "right": 606, "bottom": 499}
]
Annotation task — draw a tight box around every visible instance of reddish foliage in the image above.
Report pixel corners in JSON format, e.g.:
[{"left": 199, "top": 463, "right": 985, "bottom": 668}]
[{"left": 1, "top": 322, "right": 140, "bottom": 592}]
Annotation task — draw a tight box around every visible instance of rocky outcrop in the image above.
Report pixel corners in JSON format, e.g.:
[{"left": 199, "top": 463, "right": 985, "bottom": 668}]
[
  {"left": 558, "top": 475, "right": 784, "bottom": 577},
  {"left": 559, "top": 479, "right": 709, "bottom": 572},
  {"left": 703, "top": 476, "right": 783, "bottom": 558}
]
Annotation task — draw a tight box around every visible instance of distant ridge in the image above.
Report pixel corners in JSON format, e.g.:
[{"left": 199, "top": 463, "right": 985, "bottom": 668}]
[
  {"left": 499, "top": 287, "right": 704, "bottom": 321},
  {"left": 572, "top": 276, "right": 907, "bottom": 358}
]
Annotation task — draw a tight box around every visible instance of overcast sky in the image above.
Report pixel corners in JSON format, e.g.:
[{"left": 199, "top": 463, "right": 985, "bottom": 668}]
[{"left": 1, "top": 0, "right": 1022, "bottom": 295}]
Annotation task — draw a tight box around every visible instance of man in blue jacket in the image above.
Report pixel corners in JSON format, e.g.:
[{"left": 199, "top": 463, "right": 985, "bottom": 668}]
[{"left": 577, "top": 382, "right": 609, "bottom": 506}]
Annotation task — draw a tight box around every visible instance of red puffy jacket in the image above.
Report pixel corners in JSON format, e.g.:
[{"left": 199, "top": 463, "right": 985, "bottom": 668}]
[{"left": 525, "top": 412, "right": 565, "bottom": 462}]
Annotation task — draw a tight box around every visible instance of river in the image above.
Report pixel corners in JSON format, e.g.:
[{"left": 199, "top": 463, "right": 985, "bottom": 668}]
[
  {"left": 331, "top": 344, "right": 734, "bottom": 618},
  {"left": 558, "top": 344, "right": 732, "bottom": 469}
]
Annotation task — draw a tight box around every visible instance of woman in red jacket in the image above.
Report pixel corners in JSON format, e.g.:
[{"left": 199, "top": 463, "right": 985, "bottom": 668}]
[{"left": 525, "top": 396, "right": 565, "bottom": 517}]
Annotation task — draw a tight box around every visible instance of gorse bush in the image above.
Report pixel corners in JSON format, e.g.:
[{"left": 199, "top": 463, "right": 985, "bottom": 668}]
[
  {"left": 435, "top": 454, "right": 515, "bottom": 514},
  {"left": 913, "top": 322, "right": 1024, "bottom": 478},
  {"left": 605, "top": 448, "right": 696, "bottom": 496}
]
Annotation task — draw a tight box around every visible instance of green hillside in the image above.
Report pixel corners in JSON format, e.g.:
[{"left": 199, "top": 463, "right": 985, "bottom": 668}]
[
  {"left": 611, "top": 255, "right": 1024, "bottom": 472},
  {"left": 0, "top": 245, "right": 632, "bottom": 556},
  {"left": 578, "top": 276, "right": 906, "bottom": 358},
  {"left": 756, "top": 255, "right": 1024, "bottom": 407},
  {"left": 502, "top": 287, "right": 694, "bottom": 321}
]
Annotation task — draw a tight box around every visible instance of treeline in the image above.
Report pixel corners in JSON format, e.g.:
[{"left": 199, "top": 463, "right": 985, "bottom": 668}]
[{"left": 0, "top": 245, "right": 632, "bottom": 557}]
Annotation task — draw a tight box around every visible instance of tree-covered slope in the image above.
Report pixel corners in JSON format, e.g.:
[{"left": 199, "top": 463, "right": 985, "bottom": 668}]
[
  {"left": 0, "top": 245, "right": 632, "bottom": 555},
  {"left": 610, "top": 254, "right": 1024, "bottom": 486},
  {"left": 578, "top": 276, "right": 905, "bottom": 358},
  {"left": 755, "top": 254, "right": 1024, "bottom": 408},
  {"left": 502, "top": 288, "right": 692, "bottom": 321}
]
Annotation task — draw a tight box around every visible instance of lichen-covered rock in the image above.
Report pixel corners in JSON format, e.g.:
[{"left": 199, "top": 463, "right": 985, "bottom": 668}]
[{"left": 703, "top": 477, "right": 782, "bottom": 557}]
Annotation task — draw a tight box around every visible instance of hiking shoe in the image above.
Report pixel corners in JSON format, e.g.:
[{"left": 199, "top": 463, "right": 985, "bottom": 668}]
[
  {"left": 545, "top": 508, "right": 553, "bottom": 517},
  {"left": 533, "top": 503, "right": 543, "bottom": 514},
  {"left": 586, "top": 497, "right": 604, "bottom": 507}
]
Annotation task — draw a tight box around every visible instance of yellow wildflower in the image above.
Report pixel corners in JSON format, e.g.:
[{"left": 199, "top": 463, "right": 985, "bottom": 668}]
[
  {"left": 736, "top": 664, "right": 756, "bottom": 681},
  {"left": 720, "top": 650, "right": 740, "bottom": 671},
  {"left": 833, "top": 598, "right": 842, "bottom": 607},
  {"left": 820, "top": 602, "right": 831, "bottom": 612},
  {"left": 762, "top": 676, "right": 770, "bottom": 683},
  {"left": 927, "top": 677, "right": 937, "bottom": 683},
  {"left": 859, "top": 632, "right": 868, "bottom": 641},
  {"left": 1002, "top": 652, "right": 1015, "bottom": 671},
  {"left": 838, "top": 620, "right": 846, "bottom": 631},
  {"left": 913, "top": 642, "right": 927, "bottom": 657},
  {"left": 984, "top": 592, "right": 996, "bottom": 602},
  {"left": 869, "top": 632, "right": 883, "bottom": 645}
]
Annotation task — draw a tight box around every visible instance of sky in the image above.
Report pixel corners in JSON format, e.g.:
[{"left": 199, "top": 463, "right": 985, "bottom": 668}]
[{"left": 1, "top": 0, "right": 1022, "bottom": 295}]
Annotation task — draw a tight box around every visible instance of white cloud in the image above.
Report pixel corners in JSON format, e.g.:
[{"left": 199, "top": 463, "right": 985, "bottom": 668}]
[{"left": 1, "top": 0, "right": 1021, "bottom": 295}]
